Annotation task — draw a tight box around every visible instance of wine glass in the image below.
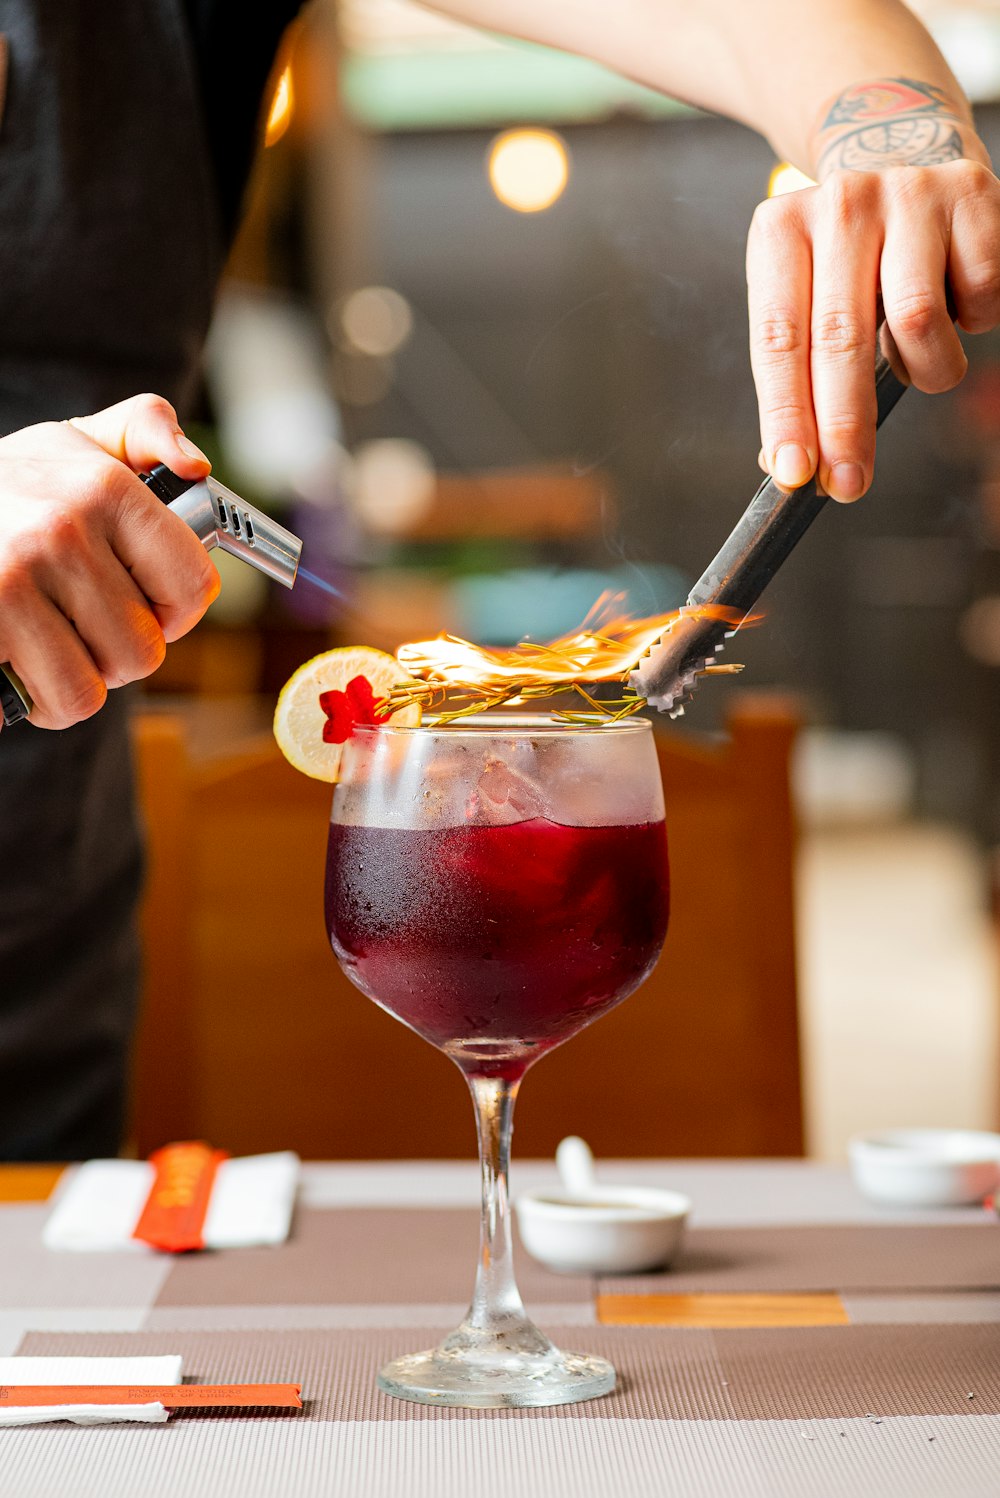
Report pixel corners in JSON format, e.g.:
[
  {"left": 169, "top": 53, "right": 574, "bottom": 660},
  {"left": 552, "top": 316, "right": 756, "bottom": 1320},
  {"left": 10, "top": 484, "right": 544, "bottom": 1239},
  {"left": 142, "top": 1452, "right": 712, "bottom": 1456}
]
[{"left": 325, "top": 714, "right": 669, "bottom": 1407}]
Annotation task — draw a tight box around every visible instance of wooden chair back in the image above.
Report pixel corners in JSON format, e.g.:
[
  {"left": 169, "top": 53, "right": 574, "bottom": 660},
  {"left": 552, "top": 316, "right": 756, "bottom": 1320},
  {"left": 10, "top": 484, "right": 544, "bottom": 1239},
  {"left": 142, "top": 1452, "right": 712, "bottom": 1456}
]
[{"left": 130, "top": 694, "right": 802, "bottom": 1159}]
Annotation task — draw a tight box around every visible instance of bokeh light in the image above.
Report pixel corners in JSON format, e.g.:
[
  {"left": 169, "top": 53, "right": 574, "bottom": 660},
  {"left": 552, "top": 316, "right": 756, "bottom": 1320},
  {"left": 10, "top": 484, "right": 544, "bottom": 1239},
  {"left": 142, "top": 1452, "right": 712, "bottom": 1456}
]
[
  {"left": 338, "top": 286, "right": 414, "bottom": 357},
  {"left": 265, "top": 66, "right": 294, "bottom": 147},
  {"left": 768, "top": 162, "right": 814, "bottom": 198},
  {"left": 350, "top": 439, "right": 436, "bottom": 535},
  {"left": 487, "top": 128, "right": 570, "bottom": 214}
]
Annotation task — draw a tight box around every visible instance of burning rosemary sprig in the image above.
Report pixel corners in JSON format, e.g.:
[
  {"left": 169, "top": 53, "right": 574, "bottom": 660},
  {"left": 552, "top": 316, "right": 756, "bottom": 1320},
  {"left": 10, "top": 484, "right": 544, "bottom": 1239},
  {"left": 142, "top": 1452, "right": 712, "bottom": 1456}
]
[
  {"left": 379, "top": 598, "right": 750, "bottom": 726},
  {"left": 380, "top": 668, "right": 743, "bottom": 726},
  {"left": 379, "top": 677, "right": 648, "bottom": 725}
]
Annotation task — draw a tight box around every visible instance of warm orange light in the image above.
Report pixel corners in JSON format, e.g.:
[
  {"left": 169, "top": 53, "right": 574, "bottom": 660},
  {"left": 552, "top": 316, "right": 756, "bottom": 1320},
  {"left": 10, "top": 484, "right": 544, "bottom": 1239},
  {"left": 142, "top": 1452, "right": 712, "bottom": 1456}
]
[
  {"left": 768, "top": 162, "right": 814, "bottom": 198},
  {"left": 265, "top": 65, "right": 294, "bottom": 147},
  {"left": 488, "top": 128, "right": 569, "bottom": 214}
]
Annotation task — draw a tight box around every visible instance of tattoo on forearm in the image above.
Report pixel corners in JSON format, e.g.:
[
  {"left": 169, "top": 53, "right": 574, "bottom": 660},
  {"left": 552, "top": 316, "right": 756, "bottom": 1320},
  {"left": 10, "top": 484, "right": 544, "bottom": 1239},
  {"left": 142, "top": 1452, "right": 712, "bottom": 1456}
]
[
  {"left": 815, "top": 77, "right": 968, "bottom": 174},
  {"left": 819, "top": 119, "right": 964, "bottom": 173},
  {"left": 821, "top": 78, "right": 960, "bottom": 130}
]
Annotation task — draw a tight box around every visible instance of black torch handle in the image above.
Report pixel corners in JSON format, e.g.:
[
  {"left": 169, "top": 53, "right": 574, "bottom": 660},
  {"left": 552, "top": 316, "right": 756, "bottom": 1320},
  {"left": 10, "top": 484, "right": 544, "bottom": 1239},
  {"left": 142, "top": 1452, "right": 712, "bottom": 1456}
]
[
  {"left": 688, "top": 328, "right": 908, "bottom": 615},
  {"left": 0, "top": 664, "right": 31, "bottom": 728},
  {"left": 140, "top": 463, "right": 194, "bottom": 504}
]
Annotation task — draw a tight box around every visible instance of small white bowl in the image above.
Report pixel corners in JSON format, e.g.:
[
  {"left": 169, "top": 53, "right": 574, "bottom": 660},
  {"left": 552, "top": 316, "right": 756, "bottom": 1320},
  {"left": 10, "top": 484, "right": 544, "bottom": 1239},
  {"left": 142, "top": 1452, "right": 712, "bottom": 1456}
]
[
  {"left": 849, "top": 1128, "right": 1000, "bottom": 1208},
  {"left": 515, "top": 1186, "right": 691, "bottom": 1275}
]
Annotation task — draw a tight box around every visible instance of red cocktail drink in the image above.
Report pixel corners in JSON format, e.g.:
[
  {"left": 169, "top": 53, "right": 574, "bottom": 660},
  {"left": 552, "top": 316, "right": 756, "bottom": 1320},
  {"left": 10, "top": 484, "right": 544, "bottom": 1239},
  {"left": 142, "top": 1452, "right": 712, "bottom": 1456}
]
[
  {"left": 325, "top": 715, "right": 668, "bottom": 1408},
  {"left": 326, "top": 817, "right": 668, "bottom": 1077}
]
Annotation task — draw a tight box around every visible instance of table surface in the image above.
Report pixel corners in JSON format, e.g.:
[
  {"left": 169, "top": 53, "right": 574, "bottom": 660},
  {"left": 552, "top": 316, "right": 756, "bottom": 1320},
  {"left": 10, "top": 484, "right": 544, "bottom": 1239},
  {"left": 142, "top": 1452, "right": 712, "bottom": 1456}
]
[{"left": 2, "top": 1159, "right": 999, "bottom": 1498}]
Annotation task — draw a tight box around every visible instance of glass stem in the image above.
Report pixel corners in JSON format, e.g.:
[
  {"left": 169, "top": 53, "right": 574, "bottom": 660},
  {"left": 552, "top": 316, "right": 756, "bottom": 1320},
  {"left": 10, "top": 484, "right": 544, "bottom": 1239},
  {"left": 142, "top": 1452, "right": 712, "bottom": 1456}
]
[{"left": 464, "top": 1073, "right": 531, "bottom": 1334}]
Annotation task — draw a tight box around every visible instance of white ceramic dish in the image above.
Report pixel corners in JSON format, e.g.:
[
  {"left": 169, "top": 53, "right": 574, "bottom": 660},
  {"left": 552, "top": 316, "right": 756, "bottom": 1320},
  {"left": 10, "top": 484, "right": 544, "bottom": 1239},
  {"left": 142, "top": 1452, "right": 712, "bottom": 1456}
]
[
  {"left": 514, "top": 1137, "right": 690, "bottom": 1275},
  {"left": 848, "top": 1128, "right": 1000, "bottom": 1207},
  {"left": 515, "top": 1185, "right": 691, "bottom": 1275}
]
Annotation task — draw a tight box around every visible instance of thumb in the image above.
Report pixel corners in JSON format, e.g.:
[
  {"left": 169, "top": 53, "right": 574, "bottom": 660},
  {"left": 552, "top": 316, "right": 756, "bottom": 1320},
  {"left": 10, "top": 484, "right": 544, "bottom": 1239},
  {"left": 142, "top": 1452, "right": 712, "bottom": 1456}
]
[{"left": 69, "top": 392, "right": 211, "bottom": 481}]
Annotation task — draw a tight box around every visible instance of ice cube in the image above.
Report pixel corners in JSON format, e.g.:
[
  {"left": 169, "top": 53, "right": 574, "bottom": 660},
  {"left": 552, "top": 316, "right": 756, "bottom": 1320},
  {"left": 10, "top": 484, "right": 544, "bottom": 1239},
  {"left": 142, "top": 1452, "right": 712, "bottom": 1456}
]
[{"left": 466, "top": 756, "right": 548, "bottom": 825}]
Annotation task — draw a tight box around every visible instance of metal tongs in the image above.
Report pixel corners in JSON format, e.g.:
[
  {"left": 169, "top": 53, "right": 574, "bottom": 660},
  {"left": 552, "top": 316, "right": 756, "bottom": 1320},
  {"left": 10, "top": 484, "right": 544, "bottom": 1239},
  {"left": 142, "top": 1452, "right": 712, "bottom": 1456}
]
[{"left": 630, "top": 328, "right": 909, "bottom": 715}]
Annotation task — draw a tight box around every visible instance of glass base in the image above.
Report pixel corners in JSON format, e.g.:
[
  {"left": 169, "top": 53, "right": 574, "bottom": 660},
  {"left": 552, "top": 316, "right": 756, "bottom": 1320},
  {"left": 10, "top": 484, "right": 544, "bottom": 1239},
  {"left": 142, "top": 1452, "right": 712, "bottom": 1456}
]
[{"left": 376, "top": 1324, "right": 617, "bottom": 1408}]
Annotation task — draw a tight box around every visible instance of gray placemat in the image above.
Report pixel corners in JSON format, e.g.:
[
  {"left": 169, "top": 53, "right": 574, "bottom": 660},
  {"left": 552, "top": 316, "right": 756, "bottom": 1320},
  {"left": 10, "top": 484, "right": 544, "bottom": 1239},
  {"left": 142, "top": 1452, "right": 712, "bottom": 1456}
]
[
  {"left": 4, "top": 1416, "right": 1000, "bottom": 1498},
  {"left": 600, "top": 1224, "right": 1000, "bottom": 1295},
  {"left": 0, "top": 1205, "right": 171, "bottom": 1309},
  {"left": 157, "top": 1208, "right": 590, "bottom": 1308},
  {"left": 19, "top": 1322, "right": 1000, "bottom": 1422}
]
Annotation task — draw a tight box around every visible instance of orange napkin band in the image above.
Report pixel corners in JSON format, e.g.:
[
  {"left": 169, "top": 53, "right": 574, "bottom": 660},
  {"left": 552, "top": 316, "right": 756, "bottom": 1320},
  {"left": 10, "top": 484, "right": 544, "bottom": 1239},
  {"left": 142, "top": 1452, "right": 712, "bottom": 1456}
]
[
  {"left": 132, "top": 1141, "right": 229, "bottom": 1252},
  {"left": 0, "top": 1384, "right": 302, "bottom": 1410}
]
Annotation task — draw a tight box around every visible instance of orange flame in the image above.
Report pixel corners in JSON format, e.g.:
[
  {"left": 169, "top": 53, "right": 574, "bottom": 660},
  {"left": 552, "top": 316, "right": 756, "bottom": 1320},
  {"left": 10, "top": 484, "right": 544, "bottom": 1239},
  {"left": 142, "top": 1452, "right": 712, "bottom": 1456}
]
[{"left": 387, "top": 594, "right": 754, "bottom": 721}]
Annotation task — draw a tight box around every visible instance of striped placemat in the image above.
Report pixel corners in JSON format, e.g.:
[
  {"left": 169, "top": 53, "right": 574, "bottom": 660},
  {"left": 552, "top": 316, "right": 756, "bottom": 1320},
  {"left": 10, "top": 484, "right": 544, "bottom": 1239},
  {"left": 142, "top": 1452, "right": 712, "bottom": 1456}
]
[
  {"left": 19, "top": 1323, "right": 1000, "bottom": 1422},
  {"left": 598, "top": 1223, "right": 1000, "bottom": 1296}
]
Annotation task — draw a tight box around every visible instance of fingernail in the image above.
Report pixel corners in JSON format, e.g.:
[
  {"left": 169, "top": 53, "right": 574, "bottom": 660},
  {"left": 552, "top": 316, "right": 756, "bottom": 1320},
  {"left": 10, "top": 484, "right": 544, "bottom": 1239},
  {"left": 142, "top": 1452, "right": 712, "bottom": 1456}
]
[
  {"left": 773, "top": 444, "right": 812, "bottom": 490},
  {"left": 175, "top": 433, "right": 209, "bottom": 464},
  {"left": 829, "top": 462, "right": 865, "bottom": 501}
]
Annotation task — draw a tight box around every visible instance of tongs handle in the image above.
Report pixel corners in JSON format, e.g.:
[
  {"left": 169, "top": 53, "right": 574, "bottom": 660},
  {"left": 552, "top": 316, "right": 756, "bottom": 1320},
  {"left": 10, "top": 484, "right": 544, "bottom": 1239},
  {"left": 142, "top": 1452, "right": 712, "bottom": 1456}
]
[{"left": 689, "top": 328, "right": 908, "bottom": 616}]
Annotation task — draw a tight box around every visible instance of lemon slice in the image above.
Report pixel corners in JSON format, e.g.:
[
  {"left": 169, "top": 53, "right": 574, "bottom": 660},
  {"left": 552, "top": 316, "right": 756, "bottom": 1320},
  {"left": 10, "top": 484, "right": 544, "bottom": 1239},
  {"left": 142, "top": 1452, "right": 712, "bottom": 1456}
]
[{"left": 273, "top": 646, "right": 421, "bottom": 782}]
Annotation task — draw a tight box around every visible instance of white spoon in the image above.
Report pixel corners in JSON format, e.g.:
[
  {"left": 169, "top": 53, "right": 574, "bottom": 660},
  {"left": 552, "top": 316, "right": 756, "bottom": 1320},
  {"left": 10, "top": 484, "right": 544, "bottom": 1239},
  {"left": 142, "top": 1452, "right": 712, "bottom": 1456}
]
[{"left": 555, "top": 1136, "right": 598, "bottom": 1197}]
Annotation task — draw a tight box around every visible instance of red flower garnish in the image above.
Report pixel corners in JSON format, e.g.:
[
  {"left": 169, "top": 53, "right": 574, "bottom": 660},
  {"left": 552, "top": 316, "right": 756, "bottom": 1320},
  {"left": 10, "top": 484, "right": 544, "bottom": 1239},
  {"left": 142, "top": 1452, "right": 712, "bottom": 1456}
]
[{"left": 319, "top": 675, "right": 386, "bottom": 744}]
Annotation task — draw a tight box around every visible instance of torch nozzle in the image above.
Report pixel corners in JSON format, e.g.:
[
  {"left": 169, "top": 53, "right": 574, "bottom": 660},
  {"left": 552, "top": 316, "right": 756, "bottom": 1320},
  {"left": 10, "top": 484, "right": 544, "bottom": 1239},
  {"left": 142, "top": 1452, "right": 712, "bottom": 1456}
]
[{"left": 158, "top": 474, "right": 302, "bottom": 589}]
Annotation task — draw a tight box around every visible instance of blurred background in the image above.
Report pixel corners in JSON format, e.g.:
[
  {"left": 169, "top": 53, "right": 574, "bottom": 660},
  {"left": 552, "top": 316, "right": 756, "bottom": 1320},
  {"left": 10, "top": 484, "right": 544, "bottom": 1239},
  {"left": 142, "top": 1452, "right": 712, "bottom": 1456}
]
[{"left": 136, "top": 0, "right": 1000, "bottom": 1161}]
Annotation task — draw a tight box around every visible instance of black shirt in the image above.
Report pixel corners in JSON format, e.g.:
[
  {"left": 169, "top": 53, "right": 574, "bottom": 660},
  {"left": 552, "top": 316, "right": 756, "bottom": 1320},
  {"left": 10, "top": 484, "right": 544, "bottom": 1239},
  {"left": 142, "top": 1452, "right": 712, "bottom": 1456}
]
[{"left": 182, "top": 0, "right": 304, "bottom": 239}]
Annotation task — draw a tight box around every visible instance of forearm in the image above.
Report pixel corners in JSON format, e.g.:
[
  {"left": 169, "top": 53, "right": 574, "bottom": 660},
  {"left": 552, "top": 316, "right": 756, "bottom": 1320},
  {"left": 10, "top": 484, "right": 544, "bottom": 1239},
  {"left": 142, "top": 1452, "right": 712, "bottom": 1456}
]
[
  {"left": 682, "top": 0, "right": 987, "bottom": 178},
  {"left": 750, "top": 1, "right": 991, "bottom": 181},
  {"left": 425, "top": 0, "right": 989, "bottom": 175},
  {"left": 808, "top": 73, "right": 989, "bottom": 184}
]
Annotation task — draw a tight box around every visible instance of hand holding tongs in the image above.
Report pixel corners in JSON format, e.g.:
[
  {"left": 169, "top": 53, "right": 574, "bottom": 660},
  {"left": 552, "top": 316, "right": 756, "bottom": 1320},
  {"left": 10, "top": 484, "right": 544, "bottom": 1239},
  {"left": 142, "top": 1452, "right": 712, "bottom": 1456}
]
[{"left": 631, "top": 326, "right": 909, "bottom": 715}]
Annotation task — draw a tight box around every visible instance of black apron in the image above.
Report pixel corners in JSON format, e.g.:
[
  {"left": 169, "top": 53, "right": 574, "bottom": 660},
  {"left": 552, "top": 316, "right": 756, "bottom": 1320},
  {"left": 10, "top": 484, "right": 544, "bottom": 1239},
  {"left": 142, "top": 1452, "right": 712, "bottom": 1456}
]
[{"left": 0, "top": 0, "right": 225, "bottom": 1158}]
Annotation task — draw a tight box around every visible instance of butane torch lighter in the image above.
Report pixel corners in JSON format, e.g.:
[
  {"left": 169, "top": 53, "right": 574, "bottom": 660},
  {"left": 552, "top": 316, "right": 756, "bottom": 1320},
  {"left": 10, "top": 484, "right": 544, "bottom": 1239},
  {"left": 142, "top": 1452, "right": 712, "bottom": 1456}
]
[{"left": 0, "top": 464, "right": 303, "bottom": 727}]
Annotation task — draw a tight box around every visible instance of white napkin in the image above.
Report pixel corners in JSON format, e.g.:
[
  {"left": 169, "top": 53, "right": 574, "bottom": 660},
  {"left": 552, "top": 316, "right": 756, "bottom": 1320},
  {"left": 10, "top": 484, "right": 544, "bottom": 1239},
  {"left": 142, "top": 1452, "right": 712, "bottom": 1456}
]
[
  {"left": 43, "top": 1152, "right": 300, "bottom": 1253},
  {"left": 0, "top": 1355, "right": 182, "bottom": 1426}
]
